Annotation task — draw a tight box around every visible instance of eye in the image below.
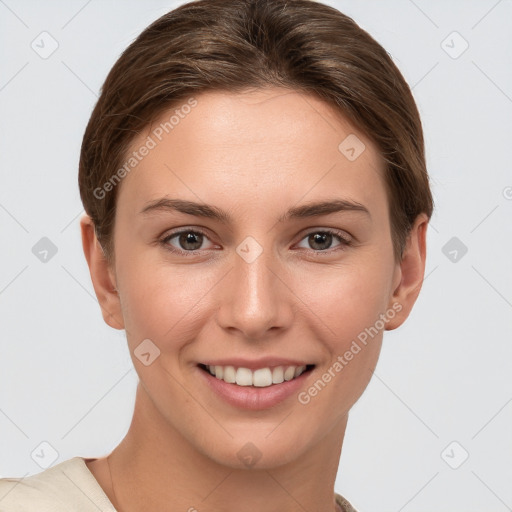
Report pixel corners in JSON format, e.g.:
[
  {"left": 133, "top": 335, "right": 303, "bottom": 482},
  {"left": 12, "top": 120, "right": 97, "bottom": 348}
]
[
  {"left": 160, "top": 229, "right": 216, "bottom": 255},
  {"left": 295, "top": 229, "right": 352, "bottom": 252},
  {"left": 159, "top": 227, "right": 352, "bottom": 257}
]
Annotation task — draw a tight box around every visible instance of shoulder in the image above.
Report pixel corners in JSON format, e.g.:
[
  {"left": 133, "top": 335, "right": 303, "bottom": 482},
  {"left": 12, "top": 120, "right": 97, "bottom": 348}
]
[
  {"left": 335, "top": 492, "right": 359, "bottom": 512},
  {"left": 0, "top": 457, "right": 116, "bottom": 511}
]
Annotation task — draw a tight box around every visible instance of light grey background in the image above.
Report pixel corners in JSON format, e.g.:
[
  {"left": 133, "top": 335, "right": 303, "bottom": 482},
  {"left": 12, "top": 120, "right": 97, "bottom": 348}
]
[{"left": 1, "top": 1, "right": 511, "bottom": 511}]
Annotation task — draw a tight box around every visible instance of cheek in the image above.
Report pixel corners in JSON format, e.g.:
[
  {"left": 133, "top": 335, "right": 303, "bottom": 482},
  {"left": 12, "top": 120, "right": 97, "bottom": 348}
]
[
  {"left": 116, "top": 253, "right": 218, "bottom": 347},
  {"left": 291, "top": 257, "right": 392, "bottom": 402},
  {"left": 294, "top": 264, "right": 389, "bottom": 417},
  {"left": 119, "top": 250, "right": 392, "bottom": 335},
  {"left": 116, "top": 224, "right": 394, "bottom": 355},
  {"left": 293, "top": 257, "right": 393, "bottom": 341}
]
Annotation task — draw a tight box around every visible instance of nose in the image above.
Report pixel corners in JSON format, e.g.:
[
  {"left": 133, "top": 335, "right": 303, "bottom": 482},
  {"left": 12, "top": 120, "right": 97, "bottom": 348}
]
[{"left": 215, "top": 241, "right": 295, "bottom": 341}]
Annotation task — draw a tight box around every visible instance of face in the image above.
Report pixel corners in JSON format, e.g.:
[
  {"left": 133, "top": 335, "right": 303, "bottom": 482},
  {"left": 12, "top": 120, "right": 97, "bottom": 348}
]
[{"left": 101, "top": 88, "right": 408, "bottom": 468}]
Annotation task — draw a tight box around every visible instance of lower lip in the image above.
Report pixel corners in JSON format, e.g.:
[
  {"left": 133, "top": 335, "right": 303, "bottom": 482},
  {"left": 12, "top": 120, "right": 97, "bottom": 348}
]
[{"left": 197, "top": 366, "right": 313, "bottom": 411}]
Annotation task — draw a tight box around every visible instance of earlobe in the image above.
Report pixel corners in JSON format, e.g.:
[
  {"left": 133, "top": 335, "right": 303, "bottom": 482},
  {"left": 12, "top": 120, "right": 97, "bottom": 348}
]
[
  {"left": 80, "top": 214, "right": 124, "bottom": 330},
  {"left": 385, "top": 213, "right": 429, "bottom": 331}
]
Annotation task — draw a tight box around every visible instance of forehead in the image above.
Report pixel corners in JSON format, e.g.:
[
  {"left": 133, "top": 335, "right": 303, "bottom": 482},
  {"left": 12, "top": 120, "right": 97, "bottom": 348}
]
[{"left": 118, "top": 87, "right": 387, "bottom": 216}]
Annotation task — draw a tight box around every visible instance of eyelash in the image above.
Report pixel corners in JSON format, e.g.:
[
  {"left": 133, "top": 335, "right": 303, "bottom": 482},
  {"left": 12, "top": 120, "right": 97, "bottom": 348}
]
[{"left": 159, "top": 228, "right": 353, "bottom": 257}]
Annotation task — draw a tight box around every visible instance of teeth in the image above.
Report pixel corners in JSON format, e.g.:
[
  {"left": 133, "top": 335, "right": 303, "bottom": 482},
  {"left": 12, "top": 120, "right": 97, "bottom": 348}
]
[
  {"left": 294, "top": 366, "right": 305, "bottom": 378},
  {"left": 272, "top": 366, "right": 284, "bottom": 384},
  {"left": 236, "top": 367, "right": 253, "bottom": 386},
  {"left": 253, "top": 368, "right": 272, "bottom": 387},
  {"left": 284, "top": 366, "right": 296, "bottom": 381},
  {"left": 204, "top": 364, "right": 308, "bottom": 388},
  {"left": 223, "top": 366, "right": 236, "bottom": 383}
]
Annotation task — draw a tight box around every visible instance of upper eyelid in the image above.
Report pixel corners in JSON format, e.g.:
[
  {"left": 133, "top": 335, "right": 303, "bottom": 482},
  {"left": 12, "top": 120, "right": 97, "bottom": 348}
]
[
  {"left": 161, "top": 227, "right": 213, "bottom": 243},
  {"left": 296, "top": 229, "right": 352, "bottom": 247}
]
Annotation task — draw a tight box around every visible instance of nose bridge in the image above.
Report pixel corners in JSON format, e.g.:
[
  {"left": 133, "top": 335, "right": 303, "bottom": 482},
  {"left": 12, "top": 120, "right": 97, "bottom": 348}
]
[{"left": 217, "top": 235, "right": 292, "bottom": 338}]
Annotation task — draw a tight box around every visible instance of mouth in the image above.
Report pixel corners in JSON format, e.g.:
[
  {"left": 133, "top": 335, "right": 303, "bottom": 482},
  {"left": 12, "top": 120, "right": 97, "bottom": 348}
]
[
  {"left": 198, "top": 363, "right": 316, "bottom": 388},
  {"left": 197, "top": 362, "right": 316, "bottom": 410}
]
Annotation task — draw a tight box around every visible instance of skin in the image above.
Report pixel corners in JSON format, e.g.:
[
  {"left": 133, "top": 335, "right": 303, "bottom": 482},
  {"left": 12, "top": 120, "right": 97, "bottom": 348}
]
[{"left": 80, "top": 87, "right": 428, "bottom": 512}]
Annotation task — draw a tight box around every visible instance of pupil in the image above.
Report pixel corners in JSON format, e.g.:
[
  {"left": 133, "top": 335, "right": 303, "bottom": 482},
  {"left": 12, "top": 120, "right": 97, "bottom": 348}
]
[
  {"left": 310, "top": 232, "right": 331, "bottom": 250},
  {"left": 180, "top": 232, "right": 202, "bottom": 250}
]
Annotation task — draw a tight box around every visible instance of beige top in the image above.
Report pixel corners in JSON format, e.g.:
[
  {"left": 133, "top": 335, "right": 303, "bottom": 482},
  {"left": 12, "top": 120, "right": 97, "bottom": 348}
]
[{"left": 0, "top": 457, "right": 358, "bottom": 511}]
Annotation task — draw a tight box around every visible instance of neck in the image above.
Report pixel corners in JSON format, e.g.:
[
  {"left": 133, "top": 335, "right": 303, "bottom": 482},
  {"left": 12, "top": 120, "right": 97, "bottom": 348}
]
[{"left": 105, "top": 382, "right": 347, "bottom": 512}]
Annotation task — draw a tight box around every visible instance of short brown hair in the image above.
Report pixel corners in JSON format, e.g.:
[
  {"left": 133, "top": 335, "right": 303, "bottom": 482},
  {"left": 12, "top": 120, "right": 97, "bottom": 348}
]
[{"left": 78, "top": 0, "right": 434, "bottom": 263}]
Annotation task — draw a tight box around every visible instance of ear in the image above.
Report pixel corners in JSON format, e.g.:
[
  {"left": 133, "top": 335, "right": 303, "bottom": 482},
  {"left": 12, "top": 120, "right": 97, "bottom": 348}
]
[
  {"left": 385, "top": 213, "right": 429, "bottom": 331},
  {"left": 80, "top": 214, "right": 124, "bottom": 330}
]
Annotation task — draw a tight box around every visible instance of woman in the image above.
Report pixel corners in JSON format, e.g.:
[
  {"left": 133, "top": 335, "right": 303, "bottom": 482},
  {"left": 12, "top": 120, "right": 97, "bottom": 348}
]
[{"left": 0, "top": 0, "right": 433, "bottom": 510}]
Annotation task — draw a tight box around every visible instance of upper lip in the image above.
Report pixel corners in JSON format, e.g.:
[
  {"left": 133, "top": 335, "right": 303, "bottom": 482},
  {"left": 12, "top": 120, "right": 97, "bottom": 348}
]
[{"left": 199, "top": 358, "right": 315, "bottom": 370}]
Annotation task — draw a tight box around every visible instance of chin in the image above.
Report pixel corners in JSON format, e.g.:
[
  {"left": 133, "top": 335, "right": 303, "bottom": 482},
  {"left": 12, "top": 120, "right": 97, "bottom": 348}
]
[{"left": 198, "top": 432, "right": 309, "bottom": 470}]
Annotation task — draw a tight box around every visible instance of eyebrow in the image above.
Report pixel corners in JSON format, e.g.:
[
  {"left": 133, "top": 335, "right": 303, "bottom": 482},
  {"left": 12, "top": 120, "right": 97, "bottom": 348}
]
[{"left": 140, "top": 197, "right": 371, "bottom": 223}]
